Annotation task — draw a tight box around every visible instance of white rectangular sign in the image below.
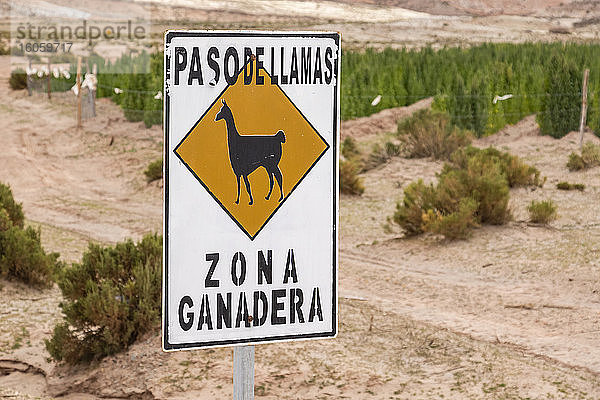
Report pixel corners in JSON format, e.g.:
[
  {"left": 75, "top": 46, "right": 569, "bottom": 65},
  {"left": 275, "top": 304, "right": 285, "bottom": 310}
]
[{"left": 163, "top": 31, "right": 339, "bottom": 350}]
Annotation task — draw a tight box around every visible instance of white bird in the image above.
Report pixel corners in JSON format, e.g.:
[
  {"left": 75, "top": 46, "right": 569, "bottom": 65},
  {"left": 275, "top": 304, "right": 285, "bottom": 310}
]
[
  {"left": 53, "top": 68, "right": 60, "bottom": 79},
  {"left": 154, "top": 91, "right": 162, "bottom": 100},
  {"left": 81, "top": 73, "right": 97, "bottom": 91},
  {"left": 114, "top": 87, "right": 123, "bottom": 94},
  {"left": 62, "top": 70, "right": 71, "bottom": 79},
  {"left": 493, "top": 94, "right": 513, "bottom": 104},
  {"left": 371, "top": 95, "right": 382, "bottom": 106}
]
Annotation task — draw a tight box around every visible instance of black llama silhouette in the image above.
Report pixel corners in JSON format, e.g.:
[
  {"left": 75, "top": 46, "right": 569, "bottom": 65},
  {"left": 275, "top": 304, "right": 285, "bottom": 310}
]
[{"left": 215, "top": 99, "right": 285, "bottom": 205}]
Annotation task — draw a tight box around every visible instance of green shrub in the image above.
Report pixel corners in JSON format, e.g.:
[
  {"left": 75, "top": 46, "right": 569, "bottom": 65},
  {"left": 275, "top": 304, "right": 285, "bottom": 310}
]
[
  {"left": 556, "top": 182, "right": 585, "bottom": 191},
  {"left": 450, "top": 146, "right": 542, "bottom": 187},
  {"left": 537, "top": 55, "right": 581, "bottom": 139},
  {"left": 527, "top": 200, "right": 557, "bottom": 224},
  {"left": 393, "top": 146, "right": 541, "bottom": 239},
  {"left": 393, "top": 180, "right": 436, "bottom": 236},
  {"left": 9, "top": 68, "right": 27, "bottom": 91},
  {"left": 45, "top": 234, "right": 162, "bottom": 364},
  {"left": 567, "top": 152, "right": 585, "bottom": 171},
  {"left": 0, "top": 183, "right": 24, "bottom": 228},
  {"left": 440, "top": 152, "right": 511, "bottom": 224},
  {"left": 0, "top": 218, "right": 60, "bottom": 287},
  {"left": 422, "top": 197, "right": 479, "bottom": 240},
  {"left": 144, "top": 159, "right": 163, "bottom": 183},
  {"left": 340, "top": 159, "right": 364, "bottom": 195},
  {"left": 0, "top": 184, "right": 59, "bottom": 287},
  {"left": 397, "top": 109, "right": 471, "bottom": 160}
]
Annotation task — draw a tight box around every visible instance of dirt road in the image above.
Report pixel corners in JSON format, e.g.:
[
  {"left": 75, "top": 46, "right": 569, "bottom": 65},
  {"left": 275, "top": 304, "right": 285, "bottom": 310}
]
[{"left": 0, "top": 57, "right": 162, "bottom": 261}]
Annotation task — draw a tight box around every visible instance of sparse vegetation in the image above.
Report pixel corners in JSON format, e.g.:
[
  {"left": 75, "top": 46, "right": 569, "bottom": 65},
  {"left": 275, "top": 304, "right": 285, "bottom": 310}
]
[
  {"left": 527, "top": 200, "right": 558, "bottom": 224},
  {"left": 581, "top": 142, "right": 600, "bottom": 167},
  {"left": 567, "top": 152, "right": 586, "bottom": 171},
  {"left": 397, "top": 109, "right": 472, "bottom": 160},
  {"left": 363, "top": 141, "right": 401, "bottom": 170},
  {"left": 393, "top": 147, "right": 541, "bottom": 239},
  {"left": 144, "top": 158, "right": 163, "bottom": 183},
  {"left": 0, "top": 183, "right": 60, "bottom": 287},
  {"left": 567, "top": 142, "right": 600, "bottom": 171},
  {"left": 46, "top": 234, "right": 162, "bottom": 364},
  {"left": 556, "top": 182, "right": 585, "bottom": 191},
  {"left": 340, "top": 159, "right": 364, "bottom": 195},
  {"left": 341, "top": 137, "right": 360, "bottom": 160}
]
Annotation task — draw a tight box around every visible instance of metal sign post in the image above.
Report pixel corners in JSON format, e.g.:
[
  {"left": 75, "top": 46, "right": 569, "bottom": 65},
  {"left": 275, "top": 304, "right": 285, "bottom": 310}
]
[{"left": 233, "top": 345, "right": 254, "bottom": 399}]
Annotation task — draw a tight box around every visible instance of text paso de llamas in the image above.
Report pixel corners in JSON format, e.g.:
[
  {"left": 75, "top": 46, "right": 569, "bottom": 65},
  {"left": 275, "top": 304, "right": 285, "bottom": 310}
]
[{"left": 173, "top": 45, "right": 337, "bottom": 86}]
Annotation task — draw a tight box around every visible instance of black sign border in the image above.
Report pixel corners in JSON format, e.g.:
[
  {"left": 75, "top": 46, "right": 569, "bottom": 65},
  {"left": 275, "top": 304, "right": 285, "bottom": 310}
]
[{"left": 163, "top": 31, "right": 339, "bottom": 351}]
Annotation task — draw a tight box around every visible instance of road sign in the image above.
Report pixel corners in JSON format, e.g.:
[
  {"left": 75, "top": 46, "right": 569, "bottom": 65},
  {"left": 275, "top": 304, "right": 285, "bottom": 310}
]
[{"left": 163, "top": 31, "right": 339, "bottom": 350}]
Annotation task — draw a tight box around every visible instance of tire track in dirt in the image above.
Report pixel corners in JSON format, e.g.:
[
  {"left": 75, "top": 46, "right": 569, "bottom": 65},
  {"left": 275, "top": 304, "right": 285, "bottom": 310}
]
[
  {"left": 0, "top": 57, "right": 162, "bottom": 253},
  {"left": 339, "top": 243, "right": 600, "bottom": 376}
]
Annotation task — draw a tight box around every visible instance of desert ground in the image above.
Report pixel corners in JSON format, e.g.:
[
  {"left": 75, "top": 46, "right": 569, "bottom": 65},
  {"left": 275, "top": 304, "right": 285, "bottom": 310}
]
[{"left": 1, "top": 0, "right": 600, "bottom": 399}]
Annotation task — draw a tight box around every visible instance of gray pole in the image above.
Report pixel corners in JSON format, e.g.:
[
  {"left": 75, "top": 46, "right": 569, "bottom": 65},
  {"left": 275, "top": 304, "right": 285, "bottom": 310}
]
[
  {"left": 579, "top": 68, "right": 590, "bottom": 151},
  {"left": 233, "top": 345, "right": 254, "bottom": 400}
]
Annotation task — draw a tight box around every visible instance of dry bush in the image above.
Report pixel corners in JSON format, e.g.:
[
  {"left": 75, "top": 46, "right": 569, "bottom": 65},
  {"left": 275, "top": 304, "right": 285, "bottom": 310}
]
[
  {"left": 567, "top": 142, "right": 600, "bottom": 171},
  {"left": 567, "top": 152, "right": 585, "bottom": 171},
  {"left": 528, "top": 200, "right": 557, "bottom": 224},
  {"left": 363, "top": 141, "right": 401, "bottom": 171},
  {"left": 422, "top": 197, "right": 479, "bottom": 240},
  {"left": 393, "top": 180, "right": 436, "bottom": 236},
  {"left": 341, "top": 137, "right": 360, "bottom": 160},
  {"left": 393, "top": 146, "right": 541, "bottom": 240},
  {"left": 397, "top": 109, "right": 471, "bottom": 160},
  {"left": 449, "top": 146, "right": 543, "bottom": 188},
  {"left": 581, "top": 142, "right": 600, "bottom": 167},
  {"left": 439, "top": 153, "right": 511, "bottom": 224},
  {"left": 340, "top": 159, "right": 364, "bottom": 195}
]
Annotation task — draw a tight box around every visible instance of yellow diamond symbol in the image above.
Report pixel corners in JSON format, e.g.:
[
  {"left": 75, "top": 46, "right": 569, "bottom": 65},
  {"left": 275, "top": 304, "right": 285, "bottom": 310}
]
[{"left": 174, "top": 65, "right": 329, "bottom": 239}]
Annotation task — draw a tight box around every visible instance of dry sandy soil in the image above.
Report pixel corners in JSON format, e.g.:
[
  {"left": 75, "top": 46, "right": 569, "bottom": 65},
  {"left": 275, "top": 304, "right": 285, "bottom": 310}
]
[
  {"left": 1, "top": 49, "right": 600, "bottom": 398},
  {"left": 0, "top": 0, "right": 600, "bottom": 399}
]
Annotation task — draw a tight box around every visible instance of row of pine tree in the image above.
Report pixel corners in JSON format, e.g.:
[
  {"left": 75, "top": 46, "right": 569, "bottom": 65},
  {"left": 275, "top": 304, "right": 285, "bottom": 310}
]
[{"left": 92, "top": 42, "right": 600, "bottom": 138}]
